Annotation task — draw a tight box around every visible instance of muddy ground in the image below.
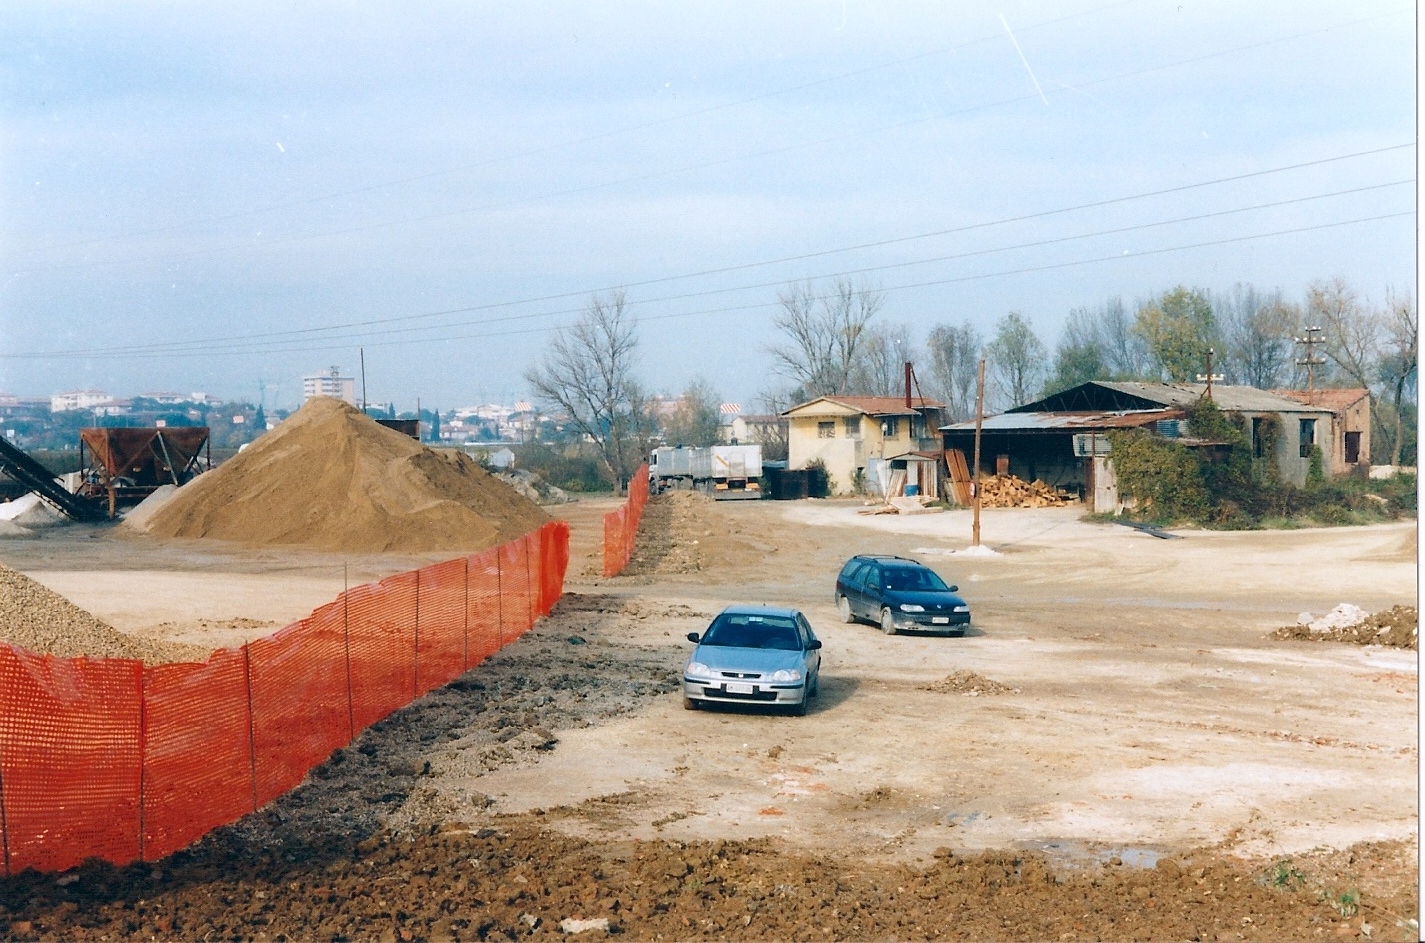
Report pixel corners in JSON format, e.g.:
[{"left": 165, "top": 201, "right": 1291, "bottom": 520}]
[{"left": 0, "top": 497, "right": 1417, "bottom": 940}]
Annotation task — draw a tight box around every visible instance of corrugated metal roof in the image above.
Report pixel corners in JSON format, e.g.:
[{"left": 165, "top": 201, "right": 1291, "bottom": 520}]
[
  {"left": 940, "top": 409, "right": 1177, "bottom": 433},
  {"left": 1093, "top": 381, "right": 1331, "bottom": 413}
]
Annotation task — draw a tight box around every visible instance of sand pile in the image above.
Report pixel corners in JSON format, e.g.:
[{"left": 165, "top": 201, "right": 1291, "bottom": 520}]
[
  {"left": 0, "top": 563, "right": 208, "bottom": 665},
  {"left": 135, "top": 397, "right": 549, "bottom": 553},
  {"left": 921, "top": 669, "right": 1019, "bottom": 696}
]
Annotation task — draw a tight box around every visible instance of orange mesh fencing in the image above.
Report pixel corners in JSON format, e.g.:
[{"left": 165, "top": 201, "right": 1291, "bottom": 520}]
[
  {"left": 416, "top": 557, "right": 467, "bottom": 697},
  {"left": 346, "top": 571, "right": 419, "bottom": 732},
  {"left": 466, "top": 547, "right": 503, "bottom": 667},
  {"left": 602, "top": 463, "right": 649, "bottom": 577},
  {"left": 141, "top": 647, "right": 255, "bottom": 860},
  {"left": 0, "top": 522, "right": 570, "bottom": 876},
  {"left": 0, "top": 646, "right": 143, "bottom": 874},
  {"left": 247, "top": 601, "right": 352, "bottom": 807}
]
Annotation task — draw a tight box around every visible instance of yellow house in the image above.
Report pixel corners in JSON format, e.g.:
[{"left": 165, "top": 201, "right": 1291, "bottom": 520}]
[{"left": 782, "top": 395, "right": 945, "bottom": 495}]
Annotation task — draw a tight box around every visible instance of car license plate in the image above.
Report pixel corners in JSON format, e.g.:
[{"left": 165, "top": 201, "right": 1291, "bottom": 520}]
[
  {"left": 725, "top": 682, "right": 755, "bottom": 695},
  {"left": 931, "top": 616, "right": 950, "bottom": 624}
]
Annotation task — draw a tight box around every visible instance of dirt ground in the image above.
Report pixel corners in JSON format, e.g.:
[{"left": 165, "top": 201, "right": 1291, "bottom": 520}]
[{"left": 0, "top": 497, "right": 1417, "bottom": 941}]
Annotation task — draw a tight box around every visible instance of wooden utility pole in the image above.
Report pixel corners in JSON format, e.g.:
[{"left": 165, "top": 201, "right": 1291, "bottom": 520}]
[
  {"left": 1294, "top": 326, "right": 1326, "bottom": 405},
  {"left": 360, "top": 347, "right": 368, "bottom": 413},
  {"left": 972, "top": 358, "right": 986, "bottom": 548},
  {"left": 1196, "top": 347, "right": 1224, "bottom": 400}
]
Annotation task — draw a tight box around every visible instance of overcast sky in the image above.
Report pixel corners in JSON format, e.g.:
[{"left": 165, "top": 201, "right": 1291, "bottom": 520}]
[{"left": 0, "top": 1, "right": 1415, "bottom": 410}]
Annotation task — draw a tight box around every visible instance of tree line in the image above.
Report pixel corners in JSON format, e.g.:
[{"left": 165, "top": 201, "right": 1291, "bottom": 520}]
[{"left": 525, "top": 276, "right": 1417, "bottom": 489}]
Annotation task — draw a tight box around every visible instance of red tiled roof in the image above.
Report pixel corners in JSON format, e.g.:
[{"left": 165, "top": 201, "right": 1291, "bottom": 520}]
[
  {"left": 785, "top": 394, "right": 945, "bottom": 417},
  {"left": 1270, "top": 388, "right": 1369, "bottom": 411}
]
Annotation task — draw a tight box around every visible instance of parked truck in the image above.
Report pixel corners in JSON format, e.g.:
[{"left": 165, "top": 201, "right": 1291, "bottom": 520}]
[{"left": 649, "top": 445, "right": 763, "bottom": 499}]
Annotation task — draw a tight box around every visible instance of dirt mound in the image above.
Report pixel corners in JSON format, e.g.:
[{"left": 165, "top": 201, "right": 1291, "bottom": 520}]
[
  {"left": 921, "top": 669, "right": 1019, "bottom": 695},
  {"left": 137, "top": 397, "right": 549, "bottom": 553},
  {"left": 0, "top": 563, "right": 208, "bottom": 665},
  {"left": 623, "top": 491, "right": 716, "bottom": 575},
  {"left": 1273, "top": 605, "right": 1418, "bottom": 649}
]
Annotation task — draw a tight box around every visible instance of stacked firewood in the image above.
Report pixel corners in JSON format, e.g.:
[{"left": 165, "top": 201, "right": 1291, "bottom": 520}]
[{"left": 977, "top": 474, "right": 1073, "bottom": 508}]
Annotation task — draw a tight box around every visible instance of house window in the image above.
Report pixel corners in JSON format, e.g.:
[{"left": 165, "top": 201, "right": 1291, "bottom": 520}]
[
  {"left": 844, "top": 416, "right": 861, "bottom": 438},
  {"left": 817, "top": 421, "right": 835, "bottom": 439},
  {"left": 1344, "top": 431, "right": 1361, "bottom": 464},
  {"left": 881, "top": 417, "right": 900, "bottom": 437},
  {"left": 1298, "top": 419, "right": 1316, "bottom": 458},
  {"left": 1251, "top": 417, "right": 1265, "bottom": 458}
]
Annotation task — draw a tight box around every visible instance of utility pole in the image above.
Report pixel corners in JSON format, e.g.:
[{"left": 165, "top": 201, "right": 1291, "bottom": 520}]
[
  {"left": 1294, "top": 326, "right": 1326, "bottom": 405},
  {"left": 360, "top": 348, "right": 368, "bottom": 413},
  {"left": 1195, "top": 348, "right": 1224, "bottom": 400},
  {"left": 972, "top": 358, "right": 985, "bottom": 548}
]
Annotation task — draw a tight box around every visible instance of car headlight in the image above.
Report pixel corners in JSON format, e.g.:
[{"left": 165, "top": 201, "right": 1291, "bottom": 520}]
[
  {"left": 769, "top": 668, "right": 803, "bottom": 682},
  {"left": 685, "top": 661, "right": 714, "bottom": 678},
  {"left": 899, "top": 603, "right": 925, "bottom": 612},
  {"left": 953, "top": 605, "right": 970, "bottom": 613}
]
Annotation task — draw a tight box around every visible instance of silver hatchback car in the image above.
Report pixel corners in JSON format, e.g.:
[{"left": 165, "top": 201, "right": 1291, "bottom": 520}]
[{"left": 682, "top": 605, "right": 823, "bottom": 715}]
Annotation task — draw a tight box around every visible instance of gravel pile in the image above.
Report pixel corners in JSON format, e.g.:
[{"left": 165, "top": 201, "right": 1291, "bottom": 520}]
[
  {"left": 0, "top": 563, "right": 208, "bottom": 665},
  {"left": 921, "top": 669, "right": 1019, "bottom": 696}
]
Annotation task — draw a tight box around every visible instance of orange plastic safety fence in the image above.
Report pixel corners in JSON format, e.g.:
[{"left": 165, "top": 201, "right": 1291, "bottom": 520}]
[
  {"left": 0, "top": 646, "right": 143, "bottom": 874},
  {"left": 0, "top": 524, "right": 570, "bottom": 876},
  {"left": 247, "top": 600, "right": 351, "bottom": 807},
  {"left": 416, "top": 557, "right": 466, "bottom": 697},
  {"left": 602, "top": 463, "right": 649, "bottom": 577},
  {"left": 466, "top": 547, "right": 503, "bottom": 667},
  {"left": 346, "top": 572, "right": 418, "bottom": 733},
  {"left": 499, "top": 537, "right": 532, "bottom": 641},
  {"left": 142, "top": 647, "right": 254, "bottom": 861}
]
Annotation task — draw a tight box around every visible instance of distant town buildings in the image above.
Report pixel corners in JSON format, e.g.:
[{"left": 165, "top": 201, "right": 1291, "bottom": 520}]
[
  {"left": 50, "top": 390, "right": 115, "bottom": 412},
  {"left": 303, "top": 367, "right": 356, "bottom": 405}
]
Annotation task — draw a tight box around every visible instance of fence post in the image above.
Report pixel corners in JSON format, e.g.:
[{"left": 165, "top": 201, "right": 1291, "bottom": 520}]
[
  {"left": 137, "top": 690, "right": 147, "bottom": 862},
  {"left": 242, "top": 645, "right": 259, "bottom": 813},
  {"left": 413, "top": 568, "right": 421, "bottom": 699},
  {"left": 0, "top": 726, "right": 9, "bottom": 877},
  {"left": 524, "top": 534, "right": 535, "bottom": 629},
  {"left": 462, "top": 556, "right": 470, "bottom": 670},
  {"left": 343, "top": 577, "right": 355, "bottom": 744},
  {"left": 496, "top": 547, "right": 504, "bottom": 647}
]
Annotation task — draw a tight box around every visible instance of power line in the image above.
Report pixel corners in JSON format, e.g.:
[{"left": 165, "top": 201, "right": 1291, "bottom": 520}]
[
  {"left": 8, "top": 7, "right": 1405, "bottom": 279},
  {"left": 4, "top": 0, "right": 1148, "bottom": 259},
  {"left": 13, "top": 210, "right": 1410, "bottom": 361},
  {"left": 16, "top": 145, "right": 1411, "bottom": 359}
]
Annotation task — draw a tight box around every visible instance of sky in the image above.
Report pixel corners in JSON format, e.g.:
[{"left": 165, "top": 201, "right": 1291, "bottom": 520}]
[{"left": 0, "top": 1, "right": 1416, "bottom": 411}]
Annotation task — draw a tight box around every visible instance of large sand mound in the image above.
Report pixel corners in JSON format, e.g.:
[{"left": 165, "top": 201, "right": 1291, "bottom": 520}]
[{"left": 137, "top": 397, "right": 549, "bottom": 553}]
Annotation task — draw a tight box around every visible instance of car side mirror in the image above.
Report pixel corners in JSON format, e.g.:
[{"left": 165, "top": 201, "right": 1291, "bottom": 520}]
[
  {"left": 807, "top": 639, "right": 823, "bottom": 650},
  {"left": 686, "top": 632, "right": 701, "bottom": 643},
  {"left": 948, "top": 585, "right": 959, "bottom": 593}
]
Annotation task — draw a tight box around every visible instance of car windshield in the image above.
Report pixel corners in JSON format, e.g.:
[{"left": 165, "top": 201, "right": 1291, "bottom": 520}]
[
  {"left": 700, "top": 614, "right": 802, "bottom": 650},
  {"left": 883, "top": 566, "right": 950, "bottom": 592}
]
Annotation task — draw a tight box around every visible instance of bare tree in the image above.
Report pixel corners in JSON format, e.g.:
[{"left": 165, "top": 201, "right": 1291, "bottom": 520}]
[
  {"left": 1215, "top": 283, "right": 1296, "bottom": 388},
  {"left": 848, "top": 322, "right": 913, "bottom": 396},
  {"left": 753, "top": 387, "right": 795, "bottom": 461},
  {"left": 1377, "top": 288, "right": 1417, "bottom": 466},
  {"left": 768, "top": 278, "right": 884, "bottom": 397},
  {"left": 924, "top": 321, "right": 983, "bottom": 421},
  {"left": 1097, "top": 296, "right": 1152, "bottom": 379},
  {"left": 662, "top": 376, "right": 723, "bottom": 447},
  {"left": 986, "top": 311, "right": 1047, "bottom": 411},
  {"left": 524, "top": 290, "right": 647, "bottom": 489},
  {"left": 1309, "top": 278, "right": 1380, "bottom": 392}
]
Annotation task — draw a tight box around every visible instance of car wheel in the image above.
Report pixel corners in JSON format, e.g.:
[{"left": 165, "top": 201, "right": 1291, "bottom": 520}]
[
  {"left": 809, "top": 670, "right": 820, "bottom": 698},
  {"left": 880, "top": 608, "right": 898, "bottom": 636},
  {"left": 838, "top": 595, "right": 855, "bottom": 624},
  {"left": 682, "top": 695, "right": 699, "bottom": 711},
  {"left": 791, "top": 695, "right": 809, "bottom": 716}
]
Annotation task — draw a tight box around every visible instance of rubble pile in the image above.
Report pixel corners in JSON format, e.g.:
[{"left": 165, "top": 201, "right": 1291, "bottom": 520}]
[{"left": 1273, "top": 604, "right": 1418, "bottom": 649}]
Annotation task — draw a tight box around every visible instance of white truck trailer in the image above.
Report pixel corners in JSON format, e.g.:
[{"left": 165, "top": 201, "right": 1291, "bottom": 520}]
[{"left": 649, "top": 445, "right": 763, "bottom": 499}]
